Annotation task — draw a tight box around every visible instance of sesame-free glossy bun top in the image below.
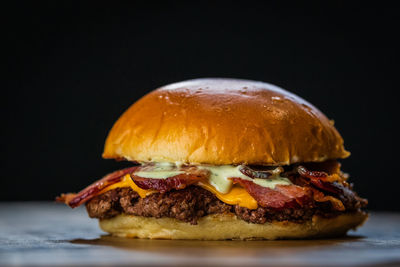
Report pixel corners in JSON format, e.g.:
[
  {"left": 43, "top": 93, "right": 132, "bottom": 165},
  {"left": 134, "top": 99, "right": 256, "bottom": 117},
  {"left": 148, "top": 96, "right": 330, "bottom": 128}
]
[{"left": 103, "top": 78, "right": 349, "bottom": 165}]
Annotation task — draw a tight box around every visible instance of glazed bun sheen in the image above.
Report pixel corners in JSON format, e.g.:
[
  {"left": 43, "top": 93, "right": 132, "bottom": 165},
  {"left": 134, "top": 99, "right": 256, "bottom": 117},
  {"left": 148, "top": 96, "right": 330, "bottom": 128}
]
[{"left": 103, "top": 78, "right": 349, "bottom": 165}]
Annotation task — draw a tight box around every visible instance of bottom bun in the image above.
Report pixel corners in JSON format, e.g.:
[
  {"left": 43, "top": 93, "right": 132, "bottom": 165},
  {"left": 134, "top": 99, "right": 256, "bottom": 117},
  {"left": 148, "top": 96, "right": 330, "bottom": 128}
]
[{"left": 99, "top": 212, "right": 367, "bottom": 240}]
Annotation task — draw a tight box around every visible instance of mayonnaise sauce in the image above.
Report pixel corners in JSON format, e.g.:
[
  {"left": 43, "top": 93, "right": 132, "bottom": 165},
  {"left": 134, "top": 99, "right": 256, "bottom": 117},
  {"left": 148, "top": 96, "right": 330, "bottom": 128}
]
[{"left": 133, "top": 163, "right": 293, "bottom": 193}]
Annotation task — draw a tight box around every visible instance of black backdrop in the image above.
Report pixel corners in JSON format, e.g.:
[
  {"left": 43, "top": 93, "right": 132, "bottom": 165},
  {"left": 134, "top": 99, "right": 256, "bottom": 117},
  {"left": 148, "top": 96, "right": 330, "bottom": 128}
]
[{"left": 3, "top": 2, "right": 399, "bottom": 211}]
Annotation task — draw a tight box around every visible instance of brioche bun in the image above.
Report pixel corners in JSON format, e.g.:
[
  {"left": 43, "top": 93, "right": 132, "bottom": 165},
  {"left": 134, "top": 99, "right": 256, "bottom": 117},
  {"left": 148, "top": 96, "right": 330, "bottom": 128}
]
[
  {"left": 99, "top": 212, "right": 367, "bottom": 240},
  {"left": 103, "top": 78, "right": 349, "bottom": 165}
]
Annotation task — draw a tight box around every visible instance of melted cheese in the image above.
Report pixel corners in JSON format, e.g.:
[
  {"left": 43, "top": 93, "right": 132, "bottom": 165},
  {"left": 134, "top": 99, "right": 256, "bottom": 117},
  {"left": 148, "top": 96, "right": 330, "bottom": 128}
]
[
  {"left": 198, "top": 165, "right": 291, "bottom": 193},
  {"left": 198, "top": 165, "right": 249, "bottom": 193},
  {"left": 97, "top": 164, "right": 291, "bottom": 210},
  {"left": 133, "top": 164, "right": 291, "bottom": 193},
  {"left": 98, "top": 174, "right": 258, "bottom": 209},
  {"left": 197, "top": 181, "right": 258, "bottom": 209},
  {"left": 99, "top": 174, "right": 155, "bottom": 198}
]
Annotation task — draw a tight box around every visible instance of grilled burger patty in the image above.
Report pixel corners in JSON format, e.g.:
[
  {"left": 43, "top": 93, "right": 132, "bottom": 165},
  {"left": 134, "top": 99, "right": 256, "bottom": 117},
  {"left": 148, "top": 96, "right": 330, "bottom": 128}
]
[{"left": 86, "top": 185, "right": 366, "bottom": 225}]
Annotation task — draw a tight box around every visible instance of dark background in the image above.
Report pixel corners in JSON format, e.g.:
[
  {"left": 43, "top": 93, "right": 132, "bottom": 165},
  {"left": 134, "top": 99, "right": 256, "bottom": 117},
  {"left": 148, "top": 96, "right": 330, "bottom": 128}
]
[{"left": 3, "top": 2, "right": 399, "bottom": 211}]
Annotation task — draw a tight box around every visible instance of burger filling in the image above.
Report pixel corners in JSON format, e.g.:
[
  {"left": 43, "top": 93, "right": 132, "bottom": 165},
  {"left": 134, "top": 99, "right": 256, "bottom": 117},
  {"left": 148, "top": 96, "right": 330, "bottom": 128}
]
[{"left": 57, "top": 160, "right": 367, "bottom": 224}]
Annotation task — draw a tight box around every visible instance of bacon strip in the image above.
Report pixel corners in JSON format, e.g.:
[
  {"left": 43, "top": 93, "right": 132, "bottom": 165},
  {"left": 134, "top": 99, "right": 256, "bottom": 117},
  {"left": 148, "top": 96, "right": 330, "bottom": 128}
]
[
  {"left": 296, "top": 165, "right": 357, "bottom": 211},
  {"left": 310, "top": 188, "right": 345, "bottom": 211},
  {"left": 297, "top": 166, "right": 341, "bottom": 194},
  {"left": 132, "top": 168, "right": 209, "bottom": 193},
  {"left": 301, "top": 160, "right": 341, "bottom": 175},
  {"left": 57, "top": 163, "right": 357, "bottom": 213},
  {"left": 56, "top": 166, "right": 139, "bottom": 208},
  {"left": 230, "top": 178, "right": 313, "bottom": 210}
]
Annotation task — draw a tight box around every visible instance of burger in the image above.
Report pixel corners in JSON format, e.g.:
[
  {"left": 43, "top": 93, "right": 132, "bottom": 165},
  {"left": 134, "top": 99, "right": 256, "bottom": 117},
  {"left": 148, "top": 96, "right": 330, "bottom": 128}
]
[{"left": 57, "top": 78, "right": 367, "bottom": 240}]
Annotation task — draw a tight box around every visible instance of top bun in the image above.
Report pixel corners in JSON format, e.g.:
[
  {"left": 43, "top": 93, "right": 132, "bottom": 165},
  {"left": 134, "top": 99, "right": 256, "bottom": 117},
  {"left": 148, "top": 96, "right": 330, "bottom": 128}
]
[{"left": 103, "top": 78, "right": 349, "bottom": 165}]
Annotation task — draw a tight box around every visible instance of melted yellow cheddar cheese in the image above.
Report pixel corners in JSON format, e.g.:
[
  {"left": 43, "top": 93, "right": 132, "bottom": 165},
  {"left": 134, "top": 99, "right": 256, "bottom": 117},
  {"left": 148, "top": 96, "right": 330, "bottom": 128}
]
[
  {"left": 197, "top": 181, "right": 258, "bottom": 209},
  {"left": 98, "top": 174, "right": 258, "bottom": 209},
  {"left": 98, "top": 174, "right": 156, "bottom": 198}
]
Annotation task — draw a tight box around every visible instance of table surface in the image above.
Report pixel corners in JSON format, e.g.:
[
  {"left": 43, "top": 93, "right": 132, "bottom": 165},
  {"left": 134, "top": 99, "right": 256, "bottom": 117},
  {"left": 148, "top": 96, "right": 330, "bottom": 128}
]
[{"left": 0, "top": 202, "right": 399, "bottom": 266}]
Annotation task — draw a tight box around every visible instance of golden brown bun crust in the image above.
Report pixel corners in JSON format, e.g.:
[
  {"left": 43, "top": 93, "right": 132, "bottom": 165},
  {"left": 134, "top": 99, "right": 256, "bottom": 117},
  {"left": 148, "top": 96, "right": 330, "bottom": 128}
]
[
  {"left": 99, "top": 212, "right": 367, "bottom": 240},
  {"left": 103, "top": 78, "right": 349, "bottom": 165}
]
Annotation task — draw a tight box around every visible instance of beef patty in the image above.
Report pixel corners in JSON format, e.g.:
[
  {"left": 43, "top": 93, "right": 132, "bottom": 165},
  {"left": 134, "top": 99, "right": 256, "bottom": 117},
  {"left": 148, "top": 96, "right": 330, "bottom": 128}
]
[{"left": 86, "top": 186, "right": 366, "bottom": 224}]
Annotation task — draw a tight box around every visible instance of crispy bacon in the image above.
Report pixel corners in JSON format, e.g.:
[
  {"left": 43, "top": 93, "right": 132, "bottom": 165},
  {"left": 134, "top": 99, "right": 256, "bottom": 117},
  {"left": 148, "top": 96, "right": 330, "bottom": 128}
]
[
  {"left": 297, "top": 177, "right": 346, "bottom": 211},
  {"left": 310, "top": 188, "right": 345, "bottom": 211},
  {"left": 297, "top": 165, "right": 328, "bottom": 179},
  {"left": 296, "top": 165, "right": 360, "bottom": 211},
  {"left": 57, "top": 162, "right": 362, "bottom": 213},
  {"left": 230, "top": 178, "right": 313, "bottom": 210},
  {"left": 301, "top": 160, "right": 342, "bottom": 175},
  {"left": 297, "top": 165, "right": 342, "bottom": 194},
  {"left": 56, "top": 166, "right": 140, "bottom": 208},
  {"left": 132, "top": 168, "right": 209, "bottom": 193}
]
